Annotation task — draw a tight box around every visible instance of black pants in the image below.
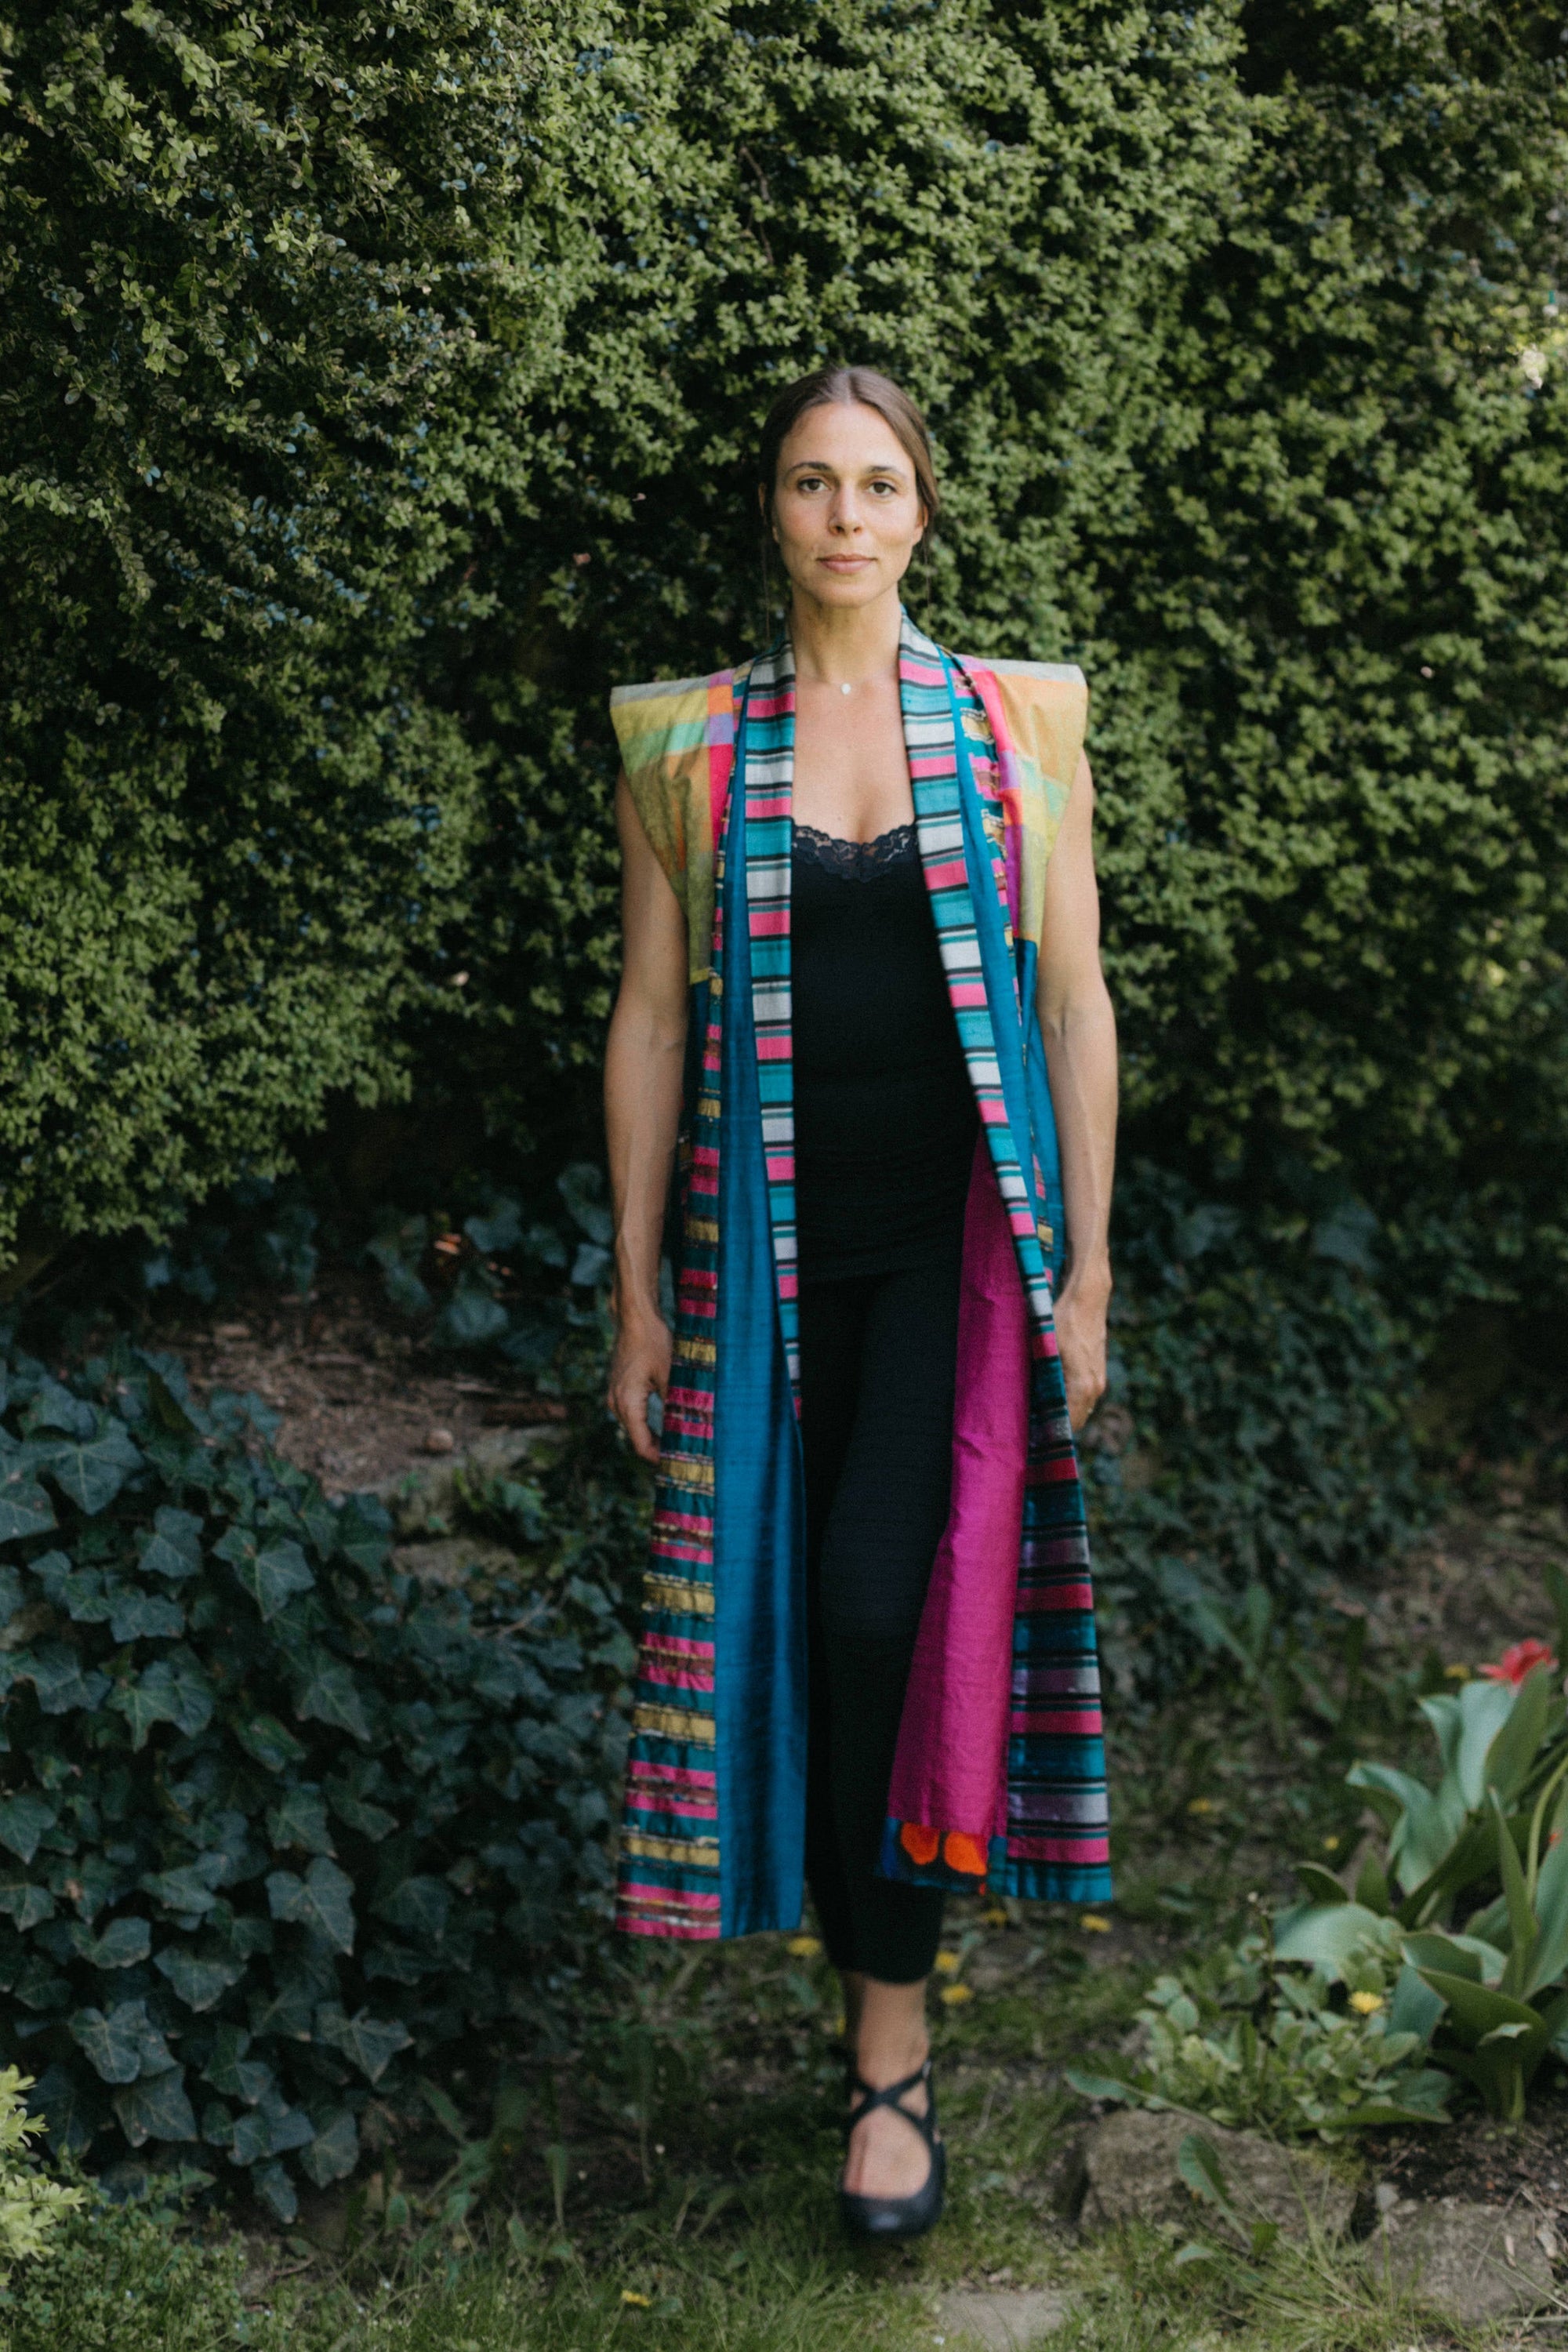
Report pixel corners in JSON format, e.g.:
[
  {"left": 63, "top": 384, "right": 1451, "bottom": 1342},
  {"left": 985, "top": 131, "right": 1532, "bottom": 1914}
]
[{"left": 799, "top": 1256, "right": 959, "bottom": 1984}]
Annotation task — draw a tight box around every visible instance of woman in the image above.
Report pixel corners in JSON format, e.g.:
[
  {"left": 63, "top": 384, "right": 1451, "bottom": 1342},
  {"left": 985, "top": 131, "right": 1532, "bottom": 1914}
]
[{"left": 604, "top": 365, "right": 1116, "bottom": 2240}]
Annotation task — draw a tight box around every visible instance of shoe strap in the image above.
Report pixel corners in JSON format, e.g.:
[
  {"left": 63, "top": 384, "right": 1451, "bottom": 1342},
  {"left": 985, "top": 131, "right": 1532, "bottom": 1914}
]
[{"left": 844, "top": 2058, "right": 938, "bottom": 2147}]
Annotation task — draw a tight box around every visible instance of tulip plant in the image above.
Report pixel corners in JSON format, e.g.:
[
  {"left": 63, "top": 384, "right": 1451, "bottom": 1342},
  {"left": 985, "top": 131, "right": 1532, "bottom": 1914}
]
[{"left": 1276, "top": 1576, "right": 1568, "bottom": 2121}]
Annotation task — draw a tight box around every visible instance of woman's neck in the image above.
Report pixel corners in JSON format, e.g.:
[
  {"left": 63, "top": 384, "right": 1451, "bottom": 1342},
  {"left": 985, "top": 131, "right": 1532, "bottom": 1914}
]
[{"left": 787, "top": 586, "right": 904, "bottom": 688}]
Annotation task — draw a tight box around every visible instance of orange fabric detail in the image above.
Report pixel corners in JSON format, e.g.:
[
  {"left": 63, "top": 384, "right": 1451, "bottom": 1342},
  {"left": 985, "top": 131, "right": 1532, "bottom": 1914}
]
[
  {"left": 900, "top": 1822, "right": 941, "bottom": 1866},
  {"left": 942, "top": 1832, "right": 988, "bottom": 1878}
]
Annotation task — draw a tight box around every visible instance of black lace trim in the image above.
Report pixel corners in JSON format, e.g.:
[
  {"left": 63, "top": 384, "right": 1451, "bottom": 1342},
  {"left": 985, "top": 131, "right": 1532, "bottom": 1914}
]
[{"left": 793, "top": 821, "right": 918, "bottom": 878}]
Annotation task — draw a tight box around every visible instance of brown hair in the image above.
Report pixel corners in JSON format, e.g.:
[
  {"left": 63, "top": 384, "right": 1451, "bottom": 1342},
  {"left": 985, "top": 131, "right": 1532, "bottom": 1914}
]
[{"left": 757, "top": 365, "right": 941, "bottom": 528}]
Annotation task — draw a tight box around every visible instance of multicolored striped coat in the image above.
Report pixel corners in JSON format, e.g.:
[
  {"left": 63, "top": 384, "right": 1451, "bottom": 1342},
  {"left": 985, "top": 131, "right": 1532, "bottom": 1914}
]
[{"left": 608, "top": 612, "right": 1111, "bottom": 1942}]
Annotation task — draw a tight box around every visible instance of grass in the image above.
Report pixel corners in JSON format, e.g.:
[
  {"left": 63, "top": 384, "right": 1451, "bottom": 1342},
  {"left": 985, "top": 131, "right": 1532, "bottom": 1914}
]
[{"left": 11, "top": 1508, "right": 1568, "bottom": 2351}]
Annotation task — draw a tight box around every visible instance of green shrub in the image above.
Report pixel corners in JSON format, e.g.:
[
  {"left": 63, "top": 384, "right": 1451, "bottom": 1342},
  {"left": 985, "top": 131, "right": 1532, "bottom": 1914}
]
[
  {"left": 1, "top": 2191, "right": 256, "bottom": 2352},
  {"left": 0, "top": 2067, "right": 84, "bottom": 2278},
  {"left": 0, "top": 1338, "right": 633, "bottom": 2217},
  {"left": 1068, "top": 1927, "right": 1450, "bottom": 2140}
]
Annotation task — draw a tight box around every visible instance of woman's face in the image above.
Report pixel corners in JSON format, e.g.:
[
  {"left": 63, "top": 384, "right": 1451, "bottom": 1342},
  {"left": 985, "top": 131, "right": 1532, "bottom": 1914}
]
[{"left": 766, "top": 400, "right": 925, "bottom": 613}]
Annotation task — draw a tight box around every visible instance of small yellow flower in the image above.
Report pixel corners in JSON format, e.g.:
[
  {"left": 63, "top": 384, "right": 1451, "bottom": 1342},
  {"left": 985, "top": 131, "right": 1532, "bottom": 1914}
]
[
  {"left": 832, "top": 2013, "right": 847, "bottom": 2037},
  {"left": 621, "top": 2290, "right": 652, "bottom": 2307},
  {"left": 1186, "top": 1797, "right": 1217, "bottom": 1816},
  {"left": 1444, "top": 1662, "right": 1472, "bottom": 1681},
  {"left": 1321, "top": 1835, "right": 1341, "bottom": 1852},
  {"left": 786, "top": 1935, "right": 822, "bottom": 1958},
  {"left": 982, "top": 1905, "right": 1009, "bottom": 1929},
  {"left": 1080, "top": 1914, "right": 1112, "bottom": 1933},
  {"left": 940, "top": 1983, "right": 975, "bottom": 2005},
  {"left": 1348, "top": 1991, "right": 1384, "bottom": 2016},
  {"left": 934, "top": 1950, "right": 962, "bottom": 1976}
]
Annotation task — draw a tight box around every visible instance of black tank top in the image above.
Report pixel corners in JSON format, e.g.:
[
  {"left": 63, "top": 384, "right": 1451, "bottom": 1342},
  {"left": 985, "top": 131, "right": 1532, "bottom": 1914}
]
[{"left": 790, "top": 822, "right": 978, "bottom": 1284}]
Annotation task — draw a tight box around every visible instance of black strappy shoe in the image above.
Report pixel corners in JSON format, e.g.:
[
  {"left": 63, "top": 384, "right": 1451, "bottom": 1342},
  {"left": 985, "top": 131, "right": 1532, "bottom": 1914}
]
[{"left": 838, "top": 2057, "right": 946, "bottom": 2242}]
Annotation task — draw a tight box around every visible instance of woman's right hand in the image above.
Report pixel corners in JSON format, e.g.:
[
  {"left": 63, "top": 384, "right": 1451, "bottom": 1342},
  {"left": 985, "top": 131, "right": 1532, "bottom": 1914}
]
[{"left": 608, "top": 1308, "right": 673, "bottom": 1465}]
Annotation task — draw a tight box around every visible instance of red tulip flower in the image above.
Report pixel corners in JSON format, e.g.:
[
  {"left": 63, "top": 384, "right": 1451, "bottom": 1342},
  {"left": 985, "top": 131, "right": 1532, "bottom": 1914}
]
[{"left": 1477, "top": 1637, "right": 1559, "bottom": 1686}]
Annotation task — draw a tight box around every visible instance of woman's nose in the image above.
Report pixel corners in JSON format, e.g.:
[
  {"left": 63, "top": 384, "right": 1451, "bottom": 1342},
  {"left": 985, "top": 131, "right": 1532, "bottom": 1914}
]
[{"left": 829, "top": 493, "right": 864, "bottom": 534}]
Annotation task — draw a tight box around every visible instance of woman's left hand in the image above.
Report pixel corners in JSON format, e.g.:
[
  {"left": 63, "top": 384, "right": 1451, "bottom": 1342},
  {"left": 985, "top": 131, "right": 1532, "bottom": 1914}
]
[{"left": 1052, "top": 1268, "right": 1110, "bottom": 1432}]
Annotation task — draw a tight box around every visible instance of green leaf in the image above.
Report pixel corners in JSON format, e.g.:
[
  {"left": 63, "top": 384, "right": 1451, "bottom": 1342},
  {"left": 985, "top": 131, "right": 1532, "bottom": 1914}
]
[
  {"left": 233, "top": 1538, "right": 315, "bottom": 1621},
  {"left": 1417, "top": 1968, "right": 1548, "bottom": 2053},
  {"left": 1353, "top": 1851, "right": 1391, "bottom": 1913},
  {"left": 299, "top": 2107, "right": 358, "bottom": 2187},
  {"left": 35, "top": 1421, "right": 142, "bottom": 1515},
  {"left": 0, "top": 1791, "right": 56, "bottom": 1866},
  {"left": 1178, "top": 2132, "right": 1242, "bottom": 2230},
  {"left": 0, "top": 1463, "right": 55, "bottom": 1544},
  {"left": 325, "top": 1780, "right": 397, "bottom": 1842},
  {"left": 1491, "top": 1791, "right": 1538, "bottom": 1995},
  {"left": 108, "top": 1588, "right": 185, "bottom": 1642},
  {"left": 114, "top": 2067, "right": 198, "bottom": 2147},
  {"left": 140, "top": 1856, "right": 227, "bottom": 1917},
  {"left": 1291, "top": 1862, "right": 1349, "bottom": 1907},
  {"left": 71, "top": 1915, "right": 151, "bottom": 1969},
  {"left": 252, "top": 2160, "right": 298, "bottom": 2224},
  {"left": 1454, "top": 1678, "right": 1519, "bottom": 1811},
  {"left": 1388, "top": 1963, "right": 1446, "bottom": 2044},
  {"left": 1062, "top": 2067, "right": 1138, "bottom": 2103},
  {"left": 233, "top": 1712, "right": 309, "bottom": 1773},
  {"left": 1526, "top": 1824, "right": 1568, "bottom": 1996},
  {"left": 30, "top": 2061, "right": 101, "bottom": 2158},
  {"left": 154, "top": 1947, "right": 245, "bottom": 2012},
  {"left": 1483, "top": 1664, "right": 1555, "bottom": 1809},
  {"left": 111, "top": 1649, "right": 216, "bottom": 1748},
  {"left": 70, "top": 1999, "right": 171, "bottom": 2086},
  {"left": 1272, "top": 1900, "right": 1387, "bottom": 1979},
  {"left": 266, "top": 1856, "right": 356, "bottom": 1955},
  {"left": 247, "top": 1973, "right": 316, "bottom": 2045},
  {"left": 314, "top": 2002, "right": 412, "bottom": 2083},
  {"left": 266, "top": 1790, "right": 336, "bottom": 1857},
  {"left": 138, "top": 1506, "right": 203, "bottom": 1581},
  {"left": 372, "top": 1874, "right": 449, "bottom": 1943},
  {"left": 201, "top": 2024, "right": 273, "bottom": 2103},
  {"left": 0, "top": 1872, "right": 55, "bottom": 1930},
  {"left": 26, "top": 1641, "right": 105, "bottom": 1714},
  {"left": 292, "top": 1655, "right": 372, "bottom": 1743}
]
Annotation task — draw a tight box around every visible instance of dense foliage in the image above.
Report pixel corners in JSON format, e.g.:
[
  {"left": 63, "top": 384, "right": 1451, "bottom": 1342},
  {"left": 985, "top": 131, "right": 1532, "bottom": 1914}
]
[
  {"left": 5, "top": 1, "right": 1566, "bottom": 1312},
  {"left": 0, "top": 1339, "right": 631, "bottom": 2211}
]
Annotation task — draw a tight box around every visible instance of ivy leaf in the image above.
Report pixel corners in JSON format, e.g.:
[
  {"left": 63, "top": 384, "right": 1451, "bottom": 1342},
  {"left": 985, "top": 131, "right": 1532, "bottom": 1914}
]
[
  {"left": 266, "top": 1856, "right": 356, "bottom": 1955},
  {"left": 334, "top": 1495, "right": 392, "bottom": 1575},
  {"left": 70, "top": 1999, "right": 170, "bottom": 2085},
  {"left": 292, "top": 1654, "right": 372, "bottom": 1743},
  {"left": 372, "top": 1875, "right": 451, "bottom": 1944},
  {"left": 138, "top": 1505, "right": 203, "bottom": 1581},
  {"left": 265, "top": 1790, "right": 336, "bottom": 1857},
  {"left": 232, "top": 1711, "right": 309, "bottom": 1774},
  {"left": 0, "top": 1465, "right": 55, "bottom": 1544},
  {"left": 60, "top": 1568, "right": 111, "bottom": 1622},
  {"left": 246, "top": 1973, "right": 316, "bottom": 2045},
  {"left": 140, "top": 1855, "right": 228, "bottom": 1918},
  {"left": 0, "top": 1564, "right": 23, "bottom": 1627},
  {"left": 25, "top": 1640, "right": 109, "bottom": 1715},
  {"left": 0, "top": 1792, "right": 57, "bottom": 1867},
  {"left": 35, "top": 1421, "right": 143, "bottom": 1515},
  {"left": 71, "top": 1915, "right": 151, "bottom": 1969},
  {"left": 236, "top": 1539, "right": 315, "bottom": 1622},
  {"left": 114, "top": 2067, "right": 198, "bottom": 2147},
  {"left": 299, "top": 2107, "right": 358, "bottom": 2187},
  {"left": 111, "top": 1650, "right": 215, "bottom": 1749},
  {"left": 325, "top": 1780, "right": 398, "bottom": 1842},
  {"left": 154, "top": 1947, "right": 245, "bottom": 2012},
  {"left": 0, "top": 1872, "right": 55, "bottom": 1930},
  {"left": 26, "top": 1379, "right": 95, "bottom": 1438},
  {"left": 314, "top": 2002, "right": 412, "bottom": 2085},
  {"left": 201, "top": 2024, "right": 273, "bottom": 2103},
  {"left": 108, "top": 1588, "right": 186, "bottom": 1642},
  {"left": 28, "top": 2060, "right": 100, "bottom": 2157},
  {"left": 252, "top": 2159, "right": 297, "bottom": 2224}
]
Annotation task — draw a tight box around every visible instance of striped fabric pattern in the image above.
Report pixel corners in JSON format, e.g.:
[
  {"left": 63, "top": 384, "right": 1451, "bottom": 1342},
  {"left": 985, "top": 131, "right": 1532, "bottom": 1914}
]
[
  {"left": 613, "top": 667, "right": 752, "bottom": 1940},
  {"left": 612, "top": 614, "right": 1111, "bottom": 1936}
]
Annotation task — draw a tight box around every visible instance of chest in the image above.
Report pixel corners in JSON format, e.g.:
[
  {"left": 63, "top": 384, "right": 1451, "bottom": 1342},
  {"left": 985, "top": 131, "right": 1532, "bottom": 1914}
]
[{"left": 789, "top": 677, "right": 913, "bottom": 840}]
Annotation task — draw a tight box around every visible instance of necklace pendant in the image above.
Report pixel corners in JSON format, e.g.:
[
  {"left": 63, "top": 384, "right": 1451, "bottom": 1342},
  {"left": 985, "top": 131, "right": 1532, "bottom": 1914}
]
[{"left": 840, "top": 682, "right": 851, "bottom": 695}]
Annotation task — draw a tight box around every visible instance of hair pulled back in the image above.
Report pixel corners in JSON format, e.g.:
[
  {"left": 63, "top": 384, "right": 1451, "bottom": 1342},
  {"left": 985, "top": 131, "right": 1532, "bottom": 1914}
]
[{"left": 757, "top": 365, "right": 940, "bottom": 528}]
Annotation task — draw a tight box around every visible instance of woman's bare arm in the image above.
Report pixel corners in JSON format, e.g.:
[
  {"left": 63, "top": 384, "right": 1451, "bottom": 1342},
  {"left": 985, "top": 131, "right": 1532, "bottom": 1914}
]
[
  {"left": 604, "top": 775, "right": 690, "bottom": 1463},
  {"left": 1036, "top": 753, "right": 1118, "bottom": 1430}
]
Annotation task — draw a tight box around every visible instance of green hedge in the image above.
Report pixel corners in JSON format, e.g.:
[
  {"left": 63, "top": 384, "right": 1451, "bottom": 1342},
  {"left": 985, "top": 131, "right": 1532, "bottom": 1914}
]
[
  {"left": 0, "top": 1338, "right": 632, "bottom": 2215},
  {"left": 5, "top": 2, "right": 1567, "bottom": 1293}
]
